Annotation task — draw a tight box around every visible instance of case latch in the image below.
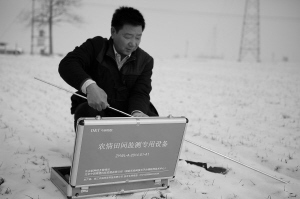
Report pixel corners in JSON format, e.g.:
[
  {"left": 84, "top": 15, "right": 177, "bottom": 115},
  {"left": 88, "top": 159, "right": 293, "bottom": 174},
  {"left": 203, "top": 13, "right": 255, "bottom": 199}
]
[
  {"left": 154, "top": 179, "right": 162, "bottom": 185},
  {"left": 81, "top": 186, "right": 89, "bottom": 193},
  {"left": 136, "top": 119, "right": 140, "bottom": 126}
]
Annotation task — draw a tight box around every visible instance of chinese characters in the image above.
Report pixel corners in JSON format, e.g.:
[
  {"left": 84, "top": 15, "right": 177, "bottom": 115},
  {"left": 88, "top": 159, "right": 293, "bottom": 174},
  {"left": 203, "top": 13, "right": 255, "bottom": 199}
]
[
  {"left": 84, "top": 167, "right": 168, "bottom": 181},
  {"left": 98, "top": 141, "right": 168, "bottom": 150}
]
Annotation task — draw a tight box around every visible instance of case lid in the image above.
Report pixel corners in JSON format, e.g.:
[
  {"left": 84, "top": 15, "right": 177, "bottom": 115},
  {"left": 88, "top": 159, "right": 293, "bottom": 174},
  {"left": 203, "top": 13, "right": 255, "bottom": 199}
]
[{"left": 70, "top": 117, "right": 188, "bottom": 187}]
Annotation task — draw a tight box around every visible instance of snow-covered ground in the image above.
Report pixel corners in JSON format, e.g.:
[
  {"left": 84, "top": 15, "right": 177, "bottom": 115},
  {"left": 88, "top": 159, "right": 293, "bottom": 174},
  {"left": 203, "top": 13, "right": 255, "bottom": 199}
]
[{"left": 0, "top": 54, "right": 299, "bottom": 199}]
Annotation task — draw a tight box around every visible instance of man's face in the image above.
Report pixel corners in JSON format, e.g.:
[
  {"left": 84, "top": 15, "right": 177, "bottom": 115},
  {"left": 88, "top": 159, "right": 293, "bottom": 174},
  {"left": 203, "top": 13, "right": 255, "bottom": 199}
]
[{"left": 111, "top": 24, "right": 143, "bottom": 56}]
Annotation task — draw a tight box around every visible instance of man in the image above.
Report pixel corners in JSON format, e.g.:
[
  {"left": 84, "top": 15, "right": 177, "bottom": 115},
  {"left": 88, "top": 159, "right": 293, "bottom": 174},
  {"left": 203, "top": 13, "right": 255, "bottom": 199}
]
[{"left": 58, "top": 6, "right": 158, "bottom": 128}]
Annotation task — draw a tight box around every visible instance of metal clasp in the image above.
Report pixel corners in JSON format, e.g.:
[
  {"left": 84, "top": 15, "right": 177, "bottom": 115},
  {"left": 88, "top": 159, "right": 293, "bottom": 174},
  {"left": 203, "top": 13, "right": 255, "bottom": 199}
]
[
  {"left": 154, "top": 179, "right": 162, "bottom": 185},
  {"left": 136, "top": 119, "right": 140, "bottom": 126},
  {"left": 81, "top": 186, "right": 89, "bottom": 193}
]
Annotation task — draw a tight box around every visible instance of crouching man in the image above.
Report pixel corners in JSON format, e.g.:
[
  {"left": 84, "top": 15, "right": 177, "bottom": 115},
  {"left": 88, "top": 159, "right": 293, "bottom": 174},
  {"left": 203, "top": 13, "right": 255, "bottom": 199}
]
[{"left": 58, "top": 6, "right": 158, "bottom": 129}]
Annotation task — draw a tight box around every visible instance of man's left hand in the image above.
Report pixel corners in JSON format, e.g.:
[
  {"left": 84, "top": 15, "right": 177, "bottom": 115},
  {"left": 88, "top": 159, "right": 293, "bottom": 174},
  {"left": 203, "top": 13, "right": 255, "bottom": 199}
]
[{"left": 132, "top": 112, "right": 148, "bottom": 117}]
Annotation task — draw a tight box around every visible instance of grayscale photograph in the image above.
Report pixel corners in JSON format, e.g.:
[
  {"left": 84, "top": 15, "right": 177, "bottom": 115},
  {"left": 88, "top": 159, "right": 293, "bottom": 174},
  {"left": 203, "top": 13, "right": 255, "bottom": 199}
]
[{"left": 0, "top": 0, "right": 299, "bottom": 198}]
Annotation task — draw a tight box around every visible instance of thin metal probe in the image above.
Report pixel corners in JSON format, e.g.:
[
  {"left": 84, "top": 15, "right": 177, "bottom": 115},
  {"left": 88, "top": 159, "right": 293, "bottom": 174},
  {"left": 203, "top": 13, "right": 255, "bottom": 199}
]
[
  {"left": 34, "top": 77, "right": 133, "bottom": 117},
  {"left": 185, "top": 139, "right": 288, "bottom": 184},
  {"left": 35, "top": 78, "right": 287, "bottom": 183}
]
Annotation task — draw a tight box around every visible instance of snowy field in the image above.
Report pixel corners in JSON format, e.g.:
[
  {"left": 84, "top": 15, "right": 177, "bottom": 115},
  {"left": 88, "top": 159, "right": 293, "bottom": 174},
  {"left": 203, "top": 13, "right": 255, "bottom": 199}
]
[{"left": 0, "top": 54, "right": 299, "bottom": 199}]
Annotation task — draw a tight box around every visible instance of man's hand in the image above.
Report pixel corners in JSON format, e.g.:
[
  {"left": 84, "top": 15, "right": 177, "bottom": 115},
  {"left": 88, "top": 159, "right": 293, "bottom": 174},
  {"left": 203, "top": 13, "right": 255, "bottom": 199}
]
[
  {"left": 86, "top": 83, "right": 109, "bottom": 111},
  {"left": 132, "top": 111, "right": 148, "bottom": 117}
]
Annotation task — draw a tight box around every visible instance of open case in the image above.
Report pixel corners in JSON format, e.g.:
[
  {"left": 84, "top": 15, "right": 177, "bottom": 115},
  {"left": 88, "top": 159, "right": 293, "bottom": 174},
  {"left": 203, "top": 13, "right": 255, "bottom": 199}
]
[{"left": 50, "top": 116, "right": 188, "bottom": 198}]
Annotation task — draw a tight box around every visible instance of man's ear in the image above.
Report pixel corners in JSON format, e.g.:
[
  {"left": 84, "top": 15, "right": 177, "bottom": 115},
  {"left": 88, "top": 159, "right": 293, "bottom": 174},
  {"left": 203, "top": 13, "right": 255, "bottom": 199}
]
[{"left": 111, "top": 27, "right": 116, "bottom": 38}]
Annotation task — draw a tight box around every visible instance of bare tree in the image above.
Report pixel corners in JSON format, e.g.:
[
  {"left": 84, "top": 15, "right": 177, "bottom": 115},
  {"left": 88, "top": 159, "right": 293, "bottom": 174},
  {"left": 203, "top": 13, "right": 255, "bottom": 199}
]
[{"left": 23, "top": 0, "right": 83, "bottom": 55}]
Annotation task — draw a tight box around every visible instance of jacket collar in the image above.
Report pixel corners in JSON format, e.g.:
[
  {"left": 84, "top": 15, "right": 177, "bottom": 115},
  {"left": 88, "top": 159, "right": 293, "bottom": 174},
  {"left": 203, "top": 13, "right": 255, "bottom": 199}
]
[
  {"left": 96, "top": 37, "right": 137, "bottom": 64},
  {"left": 106, "top": 37, "right": 136, "bottom": 62}
]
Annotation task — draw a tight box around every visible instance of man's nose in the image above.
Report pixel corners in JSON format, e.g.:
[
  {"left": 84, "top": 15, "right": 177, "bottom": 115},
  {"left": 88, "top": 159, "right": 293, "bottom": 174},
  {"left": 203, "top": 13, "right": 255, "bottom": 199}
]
[
  {"left": 129, "top": 38, "right": 139, "bottom": 47},
  {"left": 128, "top": 40, "right": 135, "bottom": 47}
]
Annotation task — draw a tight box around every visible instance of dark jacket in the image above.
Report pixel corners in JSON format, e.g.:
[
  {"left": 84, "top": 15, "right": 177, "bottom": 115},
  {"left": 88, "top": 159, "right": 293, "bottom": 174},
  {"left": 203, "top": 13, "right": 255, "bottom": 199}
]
[{"left": 58, "top": 36, "right": 158, "bottom": 116}]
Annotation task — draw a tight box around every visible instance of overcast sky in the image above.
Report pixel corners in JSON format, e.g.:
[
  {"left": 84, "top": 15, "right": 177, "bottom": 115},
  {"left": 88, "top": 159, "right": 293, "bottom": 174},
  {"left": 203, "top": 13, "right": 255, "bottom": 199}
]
[{"left": 1, "top": 0, "right": 300, "bottom": 62}]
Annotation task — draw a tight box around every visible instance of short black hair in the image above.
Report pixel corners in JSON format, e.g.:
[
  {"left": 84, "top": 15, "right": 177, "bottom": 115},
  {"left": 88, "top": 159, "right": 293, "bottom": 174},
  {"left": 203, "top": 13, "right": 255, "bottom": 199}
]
[{"left": 111, "top": 6, "right": 145, "bottom": 32}]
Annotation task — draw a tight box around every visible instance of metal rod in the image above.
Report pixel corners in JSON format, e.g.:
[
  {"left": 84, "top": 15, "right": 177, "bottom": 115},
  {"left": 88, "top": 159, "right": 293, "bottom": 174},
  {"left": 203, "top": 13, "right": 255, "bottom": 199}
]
[
  {"left": 35, "top": 78, "right": 287, "bottom": 183},
  {"left": 185, "top": 139, "right": 288, "bottom": 184},
  {"left": 107, "top": 106, "right": 132, "bottom": 117},
  {"left": 34, "top": 77, "right": 133, "bottom": 117}
]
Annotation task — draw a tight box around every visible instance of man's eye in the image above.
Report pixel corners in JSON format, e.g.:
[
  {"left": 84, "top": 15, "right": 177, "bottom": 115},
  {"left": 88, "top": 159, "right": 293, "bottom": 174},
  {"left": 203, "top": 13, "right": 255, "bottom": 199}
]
[{"left": 124, "top": 35, "right": 132, "bottom": 39}]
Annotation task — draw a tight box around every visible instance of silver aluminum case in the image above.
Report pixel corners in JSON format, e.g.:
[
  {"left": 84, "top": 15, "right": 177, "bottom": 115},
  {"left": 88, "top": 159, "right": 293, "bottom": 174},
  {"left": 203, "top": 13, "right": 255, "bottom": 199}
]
[{"left": 50, "top": 116, "right": 188, "bottom": 198}]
